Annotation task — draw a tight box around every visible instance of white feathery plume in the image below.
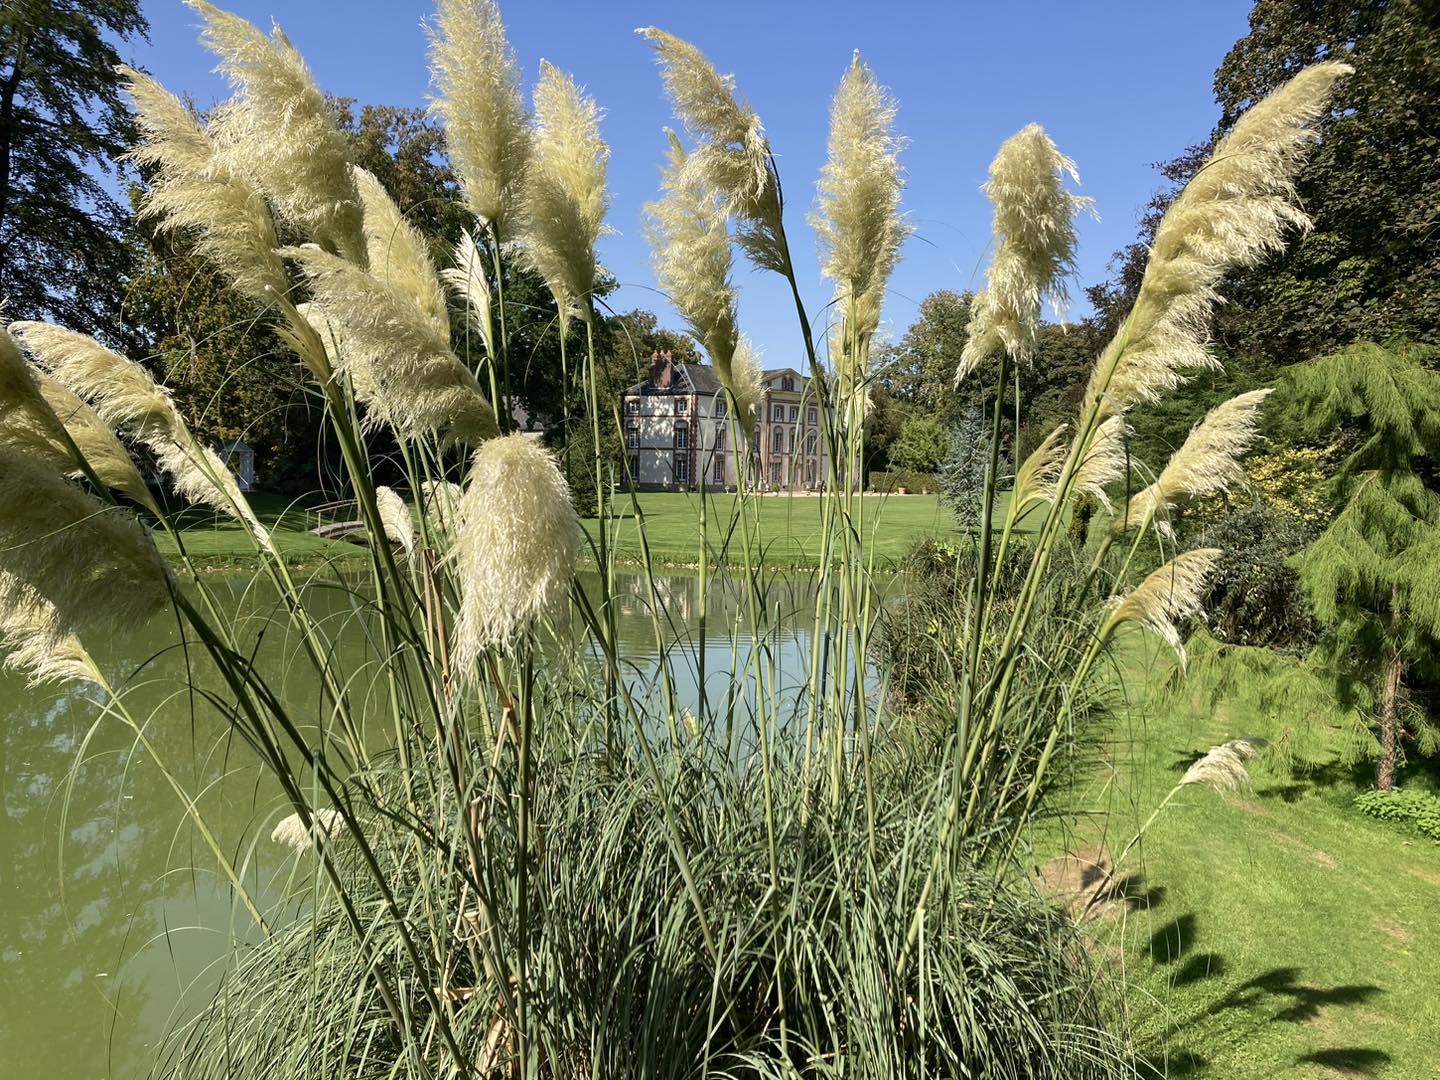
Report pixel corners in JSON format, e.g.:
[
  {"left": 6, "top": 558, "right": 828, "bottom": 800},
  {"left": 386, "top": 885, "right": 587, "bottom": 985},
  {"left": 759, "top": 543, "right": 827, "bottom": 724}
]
[
  {"left": 283, "top": 245, "right": 499, "bottom": 445},
  {"left": 0, "top": 330, "right": 154, "bottom": 509},
  {"left": 812, "top": 51, "right": 910, "bottom": 355},
  {"left": 1102, "top": 548, "right": 1221, "bottom": 666},
  {"left": 421, "top": 479, "right": 464, "bottom": 536},
  {"left": 353, "top": 168, "right": 449, "bottom": 334},
  {"left": 637, "top": 27, "right": 788, "bottom": 276},
  {"left": 375, "top": 486, "right": 417, "bottom": 558},
  {"left": 119, "top": 66, "right": 289, "bottom": 304},
  {"left": 958, "top": 124, "right": 1087, "bottom": 382},
  {"left": 10, "top": 322, "right": 268, "bottom": 542},
  {"left": 645, "top": 130, "right": 752, "bottom": 434},
  {"left": 731, "top": 337, "right": 763, "bottom": 436},
  {"left": 1085, "top": 63, "right": 1351, "bottom": 416},
  {"left": 1113, "top": 388, "right": 1273, "bottom": 537},
  {"left": 440, "top": 231, "right": 496, "bottom": 360},
  {"left": 1069, "top": 414, "right": 1128, "bottom": 511},
  {"left": 188, "top": 0, "right": 365, "bottom": 264},
  {"left": 0, "top": 447, "right": 171, "bottom": 639},
  {"left": 270, "top": 807, "right": 347, "bottom": 852},
  {"left": 518, "top": 60, "right": 610, "bottom": 328},
  {"left": 426, "top": 0, "right": 530, "bottom": 235},
  {"left": 1012, "top": 422, "right": 1069, "bottom": 513},
  {"left": 453, "top": 435, "right": 579, "bottom": 665},
  {"left": 1180, "top": 737, "right": 1269, "bottom": 795},
  {"left": 0, "top": 574, "right": 97, "bottom": 687}
]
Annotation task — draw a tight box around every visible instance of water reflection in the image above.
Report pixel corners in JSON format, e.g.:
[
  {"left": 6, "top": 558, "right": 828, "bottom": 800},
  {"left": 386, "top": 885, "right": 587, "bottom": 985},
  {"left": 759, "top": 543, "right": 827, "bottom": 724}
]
[{"left": 0, "top": 567, "right": 841, "bottom": 1080}]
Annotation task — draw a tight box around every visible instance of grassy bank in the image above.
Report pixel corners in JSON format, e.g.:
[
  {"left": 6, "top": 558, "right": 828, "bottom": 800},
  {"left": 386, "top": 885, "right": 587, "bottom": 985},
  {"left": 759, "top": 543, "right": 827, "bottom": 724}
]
[
  {"left": 1064, "top": 643, "right": 1440, "bottom": 1079},
  {"left": 161, "top": 491, "right": 1045, "bottom": 570}
]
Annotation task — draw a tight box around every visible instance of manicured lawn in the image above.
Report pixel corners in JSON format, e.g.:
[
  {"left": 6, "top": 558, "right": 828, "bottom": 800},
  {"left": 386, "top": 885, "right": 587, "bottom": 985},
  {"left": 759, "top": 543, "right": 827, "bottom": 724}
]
[
  {"left": 155, "top": 491, "right": 363, "bottom": 568},
  {"left": 161, "top": 490, "right": 1050, "bottom": 569},
  {"left": 586, "top": 490, "right": 1049, "bottom": 567},
  {"left": 1061, "top": 642, "right": 1440, "bottom": 1079}
]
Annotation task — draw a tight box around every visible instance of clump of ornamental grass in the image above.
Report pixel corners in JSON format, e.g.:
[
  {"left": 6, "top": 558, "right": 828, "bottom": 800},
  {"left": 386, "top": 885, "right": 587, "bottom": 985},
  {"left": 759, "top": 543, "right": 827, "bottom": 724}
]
[
  {"left": 518, "top": 61, "right": 609, "bottom": 327},
  {"left": 453, "top": 434, "right": 580, "bottom": 664},
  {"left": 427, "top": 0, "right": 530, "bottom": 235}
]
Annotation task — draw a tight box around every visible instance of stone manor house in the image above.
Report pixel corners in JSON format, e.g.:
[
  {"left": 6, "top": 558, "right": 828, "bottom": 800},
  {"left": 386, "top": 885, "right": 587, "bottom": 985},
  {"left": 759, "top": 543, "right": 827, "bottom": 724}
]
[{"left": 621, "top": 351, "right": 836, "bottom": 492}]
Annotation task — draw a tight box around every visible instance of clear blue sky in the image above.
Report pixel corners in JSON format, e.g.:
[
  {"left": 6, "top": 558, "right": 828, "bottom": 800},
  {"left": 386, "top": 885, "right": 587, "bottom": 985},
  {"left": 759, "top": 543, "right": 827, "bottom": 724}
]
[{"left": 127, "top": 0, "right": 1254, "bottom": 365}]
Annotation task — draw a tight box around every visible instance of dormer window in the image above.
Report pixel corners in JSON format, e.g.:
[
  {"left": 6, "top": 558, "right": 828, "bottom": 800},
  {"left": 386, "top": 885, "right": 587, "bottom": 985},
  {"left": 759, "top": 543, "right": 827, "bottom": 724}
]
[{"left": 780, "top": 375, "right": 795, "bottom": 392}]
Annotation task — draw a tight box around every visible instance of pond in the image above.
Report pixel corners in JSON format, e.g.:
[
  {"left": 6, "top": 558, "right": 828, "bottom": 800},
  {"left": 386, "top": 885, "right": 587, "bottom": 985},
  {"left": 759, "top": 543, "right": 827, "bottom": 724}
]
[{"left": 0, "top": 567, "right": 889, "bottom": 1079}]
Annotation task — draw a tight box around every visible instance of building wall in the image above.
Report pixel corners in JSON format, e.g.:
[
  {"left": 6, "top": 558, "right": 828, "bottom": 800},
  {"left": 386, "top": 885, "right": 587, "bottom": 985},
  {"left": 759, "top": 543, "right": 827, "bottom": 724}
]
[{"left": 622, "top": 369, "right": 838, "bottom": 493}]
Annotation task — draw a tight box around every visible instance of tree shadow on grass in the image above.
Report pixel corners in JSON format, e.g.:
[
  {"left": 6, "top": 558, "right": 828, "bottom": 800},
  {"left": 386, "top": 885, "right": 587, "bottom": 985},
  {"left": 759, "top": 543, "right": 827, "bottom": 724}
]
[
  {"left": 1203, "top": 967, "right": 1382, "bottom": 1024},
  {"left": 1295, "top": 1047, "right": 1393, "bottom": 1075}
]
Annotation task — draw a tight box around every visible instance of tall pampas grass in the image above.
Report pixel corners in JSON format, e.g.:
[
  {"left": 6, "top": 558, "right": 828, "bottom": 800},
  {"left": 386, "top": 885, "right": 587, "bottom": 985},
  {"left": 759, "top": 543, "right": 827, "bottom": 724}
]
[
  {"left": 1180, "top": 737, "right": 1268, "bottom": 794},
  {"left": 119, "top": 66, "right": 289, "bottom": 304},
  {"left": 1085, "top": 63, "right": 1351, "bottom": 416},
  {"left": 645, "top": 131, "right": 751, "bottom": 432},
  {"left": 283, "top": 245, "right": 499, "bottom": 444},
  {"left": 188, "top": 0, "right": 364, "bottom": 264},
  {"left": 453, "top": 435, "right": 579, "bottom": 665},
  {"left": 518, "top": 61, "right": 610, "bottom": 327},
  {"left": 10, "top": 322, "right": 267, "bottom": 541},
  {"left": 420, "top": 479, "right": 464, "bottom": 536},
  {"left": 958, "top": 124, "right": 1086, "bottom": 381},
  {"left": 354, "top": 168, "right": 450, "bottom": 333},
  {"left": 1113, "top": 388, "right": 1273, "bottom": 536},
  {"left": 812, "top": 51, "right": 909, "bottom": 354},
  {"left": 0, "top": 447, "right": 171, "bottom": 637},
  {"left": 427, "top": 0, "right": 530, "bottom": 234},
  {"left": 270, "top": 808, "right": 347, "bottom": 852},
  {"left": 1102, "top": 548, "right": 1221, "bottom": 665},
  {"left": 638, "top": 28, "right": 788, "bottom": 276}
]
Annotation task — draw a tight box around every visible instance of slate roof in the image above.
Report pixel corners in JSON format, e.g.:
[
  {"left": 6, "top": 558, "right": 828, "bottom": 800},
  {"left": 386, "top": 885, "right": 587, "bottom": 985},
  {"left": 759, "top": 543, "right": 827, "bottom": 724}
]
[{"left": 625, "top": 361, "right": 724, "bottom": 396}]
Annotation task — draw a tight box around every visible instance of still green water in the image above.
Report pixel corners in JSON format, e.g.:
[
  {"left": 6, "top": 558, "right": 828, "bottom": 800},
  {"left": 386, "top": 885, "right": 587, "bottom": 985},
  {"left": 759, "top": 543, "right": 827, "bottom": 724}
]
[{"left": 0, "top": 568, "right": 843, "bottom": 1079}]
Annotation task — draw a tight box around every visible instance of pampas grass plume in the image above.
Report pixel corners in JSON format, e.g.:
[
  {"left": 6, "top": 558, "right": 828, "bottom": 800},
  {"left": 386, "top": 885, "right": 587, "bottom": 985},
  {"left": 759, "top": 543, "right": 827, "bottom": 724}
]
[
  {"left": 271, "top": 808, "right": 347, "bottom": 852},
  {"left": 11, "top": 322, "right": 267, "bottom": 542},
  {"left": 1069, "top": 414, "right": 1128, "bottom": 511},
  {"left": 1181, "top": 737, "right": 1269, "bottom": 794},
  {"left": 427, "top": 0, "right": 530, "bottom": 234},
  {"left": 0, "top": 574, "right": 97, "bottom": 687},
  {"left": 812, "top": 51, "right": 909, "bottom": 351},
  {"left": 1103, "top": 548, "right": 1221, "bottom": 665},
  {"left": 1086, "top": 63, "right": 1351, "bottom": 415},
  {"left": 453, "top": 435, "right": 579, "bottom": 665},
  {"left": 1012, "top": 423, "right": 1069, "bottom": 512},
  {"left": 188, "top": 0, "right": 364, "bottom": 263},
  {"left": 958, "top": 124, "right": 1086, "bottom": 382},
  {"left": 441, "top": 231, "right": 496, "bottom": 359},
  {"left": 354, "top": 168, "right": 450, "bottom": 335},
  {"left": 519, "top": 60, "right": 610, "bottom": 327},
  {"left": 1114, "top": 388, "right": 1273, "bottom": 537},
  {"left": 119, "top": 65, "right": 288, "bottom": 303},
  {"left": 283, "top": 245, "right": 499, "bottom": 444},
  {"left": 376, "top": 486, "right": 417, "bottom": 557}
]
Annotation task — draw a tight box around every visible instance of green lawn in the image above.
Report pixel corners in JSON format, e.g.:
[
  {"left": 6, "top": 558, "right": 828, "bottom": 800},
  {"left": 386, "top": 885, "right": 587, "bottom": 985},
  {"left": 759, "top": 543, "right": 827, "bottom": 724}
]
[
  {"left": 161, "top": 490, "right": 1047, "bottom": 569},
  {"left": 1064, "top": 642, "right": 1440, "bottom": 1079},
  {"left": 585, "top": 491, "right": 1047, "bottom": 567}
]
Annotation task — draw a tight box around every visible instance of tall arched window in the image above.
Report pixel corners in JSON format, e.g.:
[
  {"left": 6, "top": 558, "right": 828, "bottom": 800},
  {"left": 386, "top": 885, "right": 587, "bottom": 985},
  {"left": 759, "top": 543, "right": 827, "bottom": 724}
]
[{"left": 772, "top": 427, "right": 784, "bottom": 453}]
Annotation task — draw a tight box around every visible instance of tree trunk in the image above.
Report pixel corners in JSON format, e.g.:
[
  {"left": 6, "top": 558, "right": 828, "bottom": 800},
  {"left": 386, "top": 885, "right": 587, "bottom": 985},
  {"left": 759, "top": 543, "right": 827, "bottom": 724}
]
[
  {"left": 1376, "top": 583, "right": 1404, "bottom": 792},
  {"left": 0, "top": 29, "right": 33, "bottom": 271}
]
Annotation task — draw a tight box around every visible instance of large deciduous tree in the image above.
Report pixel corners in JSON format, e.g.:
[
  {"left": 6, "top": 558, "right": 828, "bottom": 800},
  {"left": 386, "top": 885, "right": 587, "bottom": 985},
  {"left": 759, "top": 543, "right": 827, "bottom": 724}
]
[
  {"left": 0, "top": 0, "right": 148, "bottom": 335},
  {"left": 1284, "top": 342, "right": 1440, "bottom": 790}
]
